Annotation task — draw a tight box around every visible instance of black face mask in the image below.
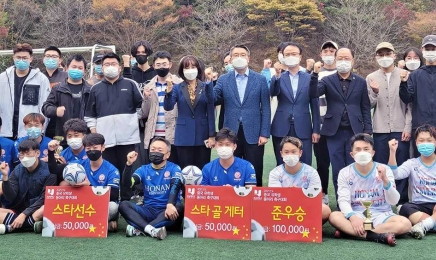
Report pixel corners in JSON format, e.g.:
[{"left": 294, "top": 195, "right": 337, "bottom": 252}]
[
  {"left": 149, "top": 152, "right": 165, "bottom": 165},
  {"left": 86, "top": 150, "right": 102, "bottom": 161},
  {"left": 156, "top": 68, "right": 170, "bottom": 78},
  {"left": 136, "top": 55, "right": 148, "bottom": 65}
]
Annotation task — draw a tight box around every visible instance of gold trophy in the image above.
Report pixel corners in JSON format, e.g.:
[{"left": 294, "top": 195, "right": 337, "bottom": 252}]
[
  {"left": 53, "top": 136, "right": 64, "bottom": 163},
  {"left": 362, "top": 201, "right": 373, "bottom": 230}
]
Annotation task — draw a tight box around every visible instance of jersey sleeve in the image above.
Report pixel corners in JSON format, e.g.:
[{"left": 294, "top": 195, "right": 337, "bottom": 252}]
[
  {"left": 244, "top": 162, "right": 257, "bottom": 186},
  {"left": 268, "top": 167, "right": 282, "bottom": 187},
  {"left": 308, "top": 166, "right": 322, "bottom": 191},
  {"left": 200, "top": 164, "right": 211, "bottom": 185},
  {"left": 337, "top": 168, "right": 354, "bottom": 218},
  {"left": 133, "top": 166, "right": 144, "bottom": 182},
  {"left": 106, "top": 165, "right": 120, "bottom": 188},
  {"left": 383, "top": 166, "right": 400, "bottom": 205},
  {"left": 389, "top": 159, "right": 413, "bottom": 180}
]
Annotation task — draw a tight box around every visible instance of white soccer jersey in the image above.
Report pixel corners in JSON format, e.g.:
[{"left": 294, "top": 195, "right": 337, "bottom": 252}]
[
  {"left": 391, "top": 158, "right": 436, "bottom": 204},
  {"left": 268, "top": 163, "right": 321, "bottom": 190},
  {"left": 337, "top": 162, "right": 399, "bottom": 218}
]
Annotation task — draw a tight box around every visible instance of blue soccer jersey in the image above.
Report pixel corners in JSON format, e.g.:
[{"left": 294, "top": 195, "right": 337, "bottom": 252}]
[
  {"left": 133, "top": 161, "right": 182, "bottom": 209},
  {"left": 201, "top": 157, "right": 257, "bottom": 186},
  {"left": 61, "top": 147, "right": 87, "bottom": 163},
  {"left": 0, "top": 137, "right": 16, "bottom": 166},
  {"left": 79, "top": 159, "right": 120, "bottom": 188},
  {"left": 14, "top": 136, "right": 52, "bottom": 161}
]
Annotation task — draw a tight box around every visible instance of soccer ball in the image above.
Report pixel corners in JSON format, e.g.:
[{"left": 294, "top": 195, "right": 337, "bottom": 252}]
[
  {"left": 63, "top": 163, "right": 86, "bottom": 185},
  {"left": 251, "top": 219, "right": 266, "bottom": 241},
  {"left": 302, "top": 184, "right": 322, "bottom": 198},
  {"left": 183, "top": 217, "right": 198, "bottom": 238},
  {"left": 181, "top": 165, "right": 202, "bottom": 185}
]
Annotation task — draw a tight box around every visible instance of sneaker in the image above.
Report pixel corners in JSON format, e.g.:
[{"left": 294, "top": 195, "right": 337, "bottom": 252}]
[
  {"left": 108, "top": 221, "right": 118, "bottom": 232},
  {"left": 322, "top": 194, "right": 329, "bottom": 206},
  {"left": 0, "top": 224, "right": 6, "bottom": 235},
  {"left": 151, "top": 226, "right": 167, "bottom": 240},
  {"left": 410, "top": 222, "right": 426, "bottom": 239},
  {"left": 377, "top": 232, "right": 396, "bottom": 247},
  {"left": 125, "top": 224, "right": 144, "bottom": 237},
  {"left": 34, "top": 221, "right": 43, "bottom": 234},
  {"left": 333, "top": 229, "right": 341, "bottom": 238},
  {"left": 396, "top": 204, "right": 402, "bottom": 215}
]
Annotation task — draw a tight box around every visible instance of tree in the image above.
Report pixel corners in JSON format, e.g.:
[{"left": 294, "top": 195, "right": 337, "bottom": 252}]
[
  {"left": 84, "top": 0, "right": 177, "bottom": 55},
  {"left": 173, "top": 0, "right": 249, "bottom": 69},
  {"left": 406, "top": 11, "right": 436, "bottom": 45},
  {"left": 322, "top": 0, "right": 413, "bottom": 71},
  {"left": 243, "top": 0, "right": 325, "bottom": 44},
  {"left": 4, "top": 0, "right": 42, "bottom": 45}
]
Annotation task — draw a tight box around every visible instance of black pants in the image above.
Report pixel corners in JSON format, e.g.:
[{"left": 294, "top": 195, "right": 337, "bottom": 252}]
[
  {"left": 104, "top": 144, "right": 136, "bottom": 201},
  {"left": 313, "top": 135, "right": 330, "bottom": 195},
  {"left": 176, "top": 145, "right": 211, "bottom": 170},
  {"left": 234, "top": 125, "right": 265, "bottom": 187}
]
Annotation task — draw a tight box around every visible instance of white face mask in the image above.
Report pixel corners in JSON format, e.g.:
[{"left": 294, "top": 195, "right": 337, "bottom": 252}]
[
  {"left": 405, "top": 60, "right": 420, "bottom": 71},
  {"left": 322, "top": 56, "right": 335, "bottom": 66},
  {"left": 283, "top": 56, "right": 300, "bottom": 67},
  {"left": 377, "top": 57, "right": 394, "bottom": 68},
  {"left": 278, "top": 53, "right": 285, "bottom": 64},
  {"left": 283, "top": 154, "right": 300, "bottom": 167},
  {"left": 336, "top": 60, "right": 352, "bottom": 74},
  {"left": 67, "top": 138, "right": 83, "bottom": 150},
  {"left": 216, "top": 146, "right": 233, "bottom": 160},
  {"left": 21, "top": 156, "right": 37, "bottom": 168},
  {"left": 183, "top": 68, "right": 198, "bottom": 81},
  {"left": 423, "top": 51, "right": 436, "bottom": 63},
  {"left": 231, "top": 57, "right": 248, "bottom": 70},
  {"left": 103, "top": 66, "right": 119, "bottom": 79},
  {"left": 353, "top": 151, "right": 373, "bottom": 166}
]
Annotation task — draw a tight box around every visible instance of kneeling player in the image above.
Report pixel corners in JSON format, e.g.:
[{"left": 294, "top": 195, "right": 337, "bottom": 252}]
[
  {"left": 329, "top": 134, "right": 411, "bottom": 247},
  {"left": 388, "top": 124, "right": 436, "bottom": 239},
  {"left": 268, "top": 136, "right": 331, "bottom": 224},
  {"left": 47, "top": 133, "right": 120, "bottom": 231},
  {"left": 201, "top": 128, "right": 256, "bottom": 186},
  {"left": 0, "top": 140, "right": 56, "bottom": 234},
  {"left": 119, "top": 137, "right": 184, "bottom": 240},
  {"left": 59, "top": 119, "right": 88, "bottom": 163}
]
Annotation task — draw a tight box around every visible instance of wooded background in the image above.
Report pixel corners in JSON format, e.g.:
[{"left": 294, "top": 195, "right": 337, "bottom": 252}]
[{"left": 0, "top": 0, "right": 434, "bottom": 74}]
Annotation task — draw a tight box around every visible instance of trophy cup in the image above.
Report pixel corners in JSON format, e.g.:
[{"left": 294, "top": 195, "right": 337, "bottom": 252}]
[
  {"left": 53, "top": 136, "right": 64, "bottom": 163},
  {"left": 362, "top": 201, "right": 373, "bottom": 230}
]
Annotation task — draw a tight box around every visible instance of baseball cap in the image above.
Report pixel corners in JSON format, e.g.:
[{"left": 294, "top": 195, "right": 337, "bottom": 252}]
[
  {"left": 376, "top": 42, "right": 395, "bottom": 53},
  {"left": 93, "top": 54, "right": 104, "bottom": 63},
  {"left": 321, "top": 41, "right": 338, "bottom": 50},
  {"left": 422, "top": 35, "right": 436, "bottom": 47}
]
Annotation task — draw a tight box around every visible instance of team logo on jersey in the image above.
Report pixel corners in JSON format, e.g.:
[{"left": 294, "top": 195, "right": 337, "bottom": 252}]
[
  {"left": 147, "top": 175, "right": 152, "bottom": 181},
  {"left": 250, "top": 174, "right": 256, "bottom": 180},
  {"left": 1, "top": 149, "right": 5, "bottom": 158},
  {"left": 348, "top": 178, "right": 353, "bottom": 185},
  {"left": 164, "top": 171, "right": 171, "bottom": 179},
  {"left": 234, "top": 172, "right": 241, "bottom": 179},
  {"left": 83, "top": 155, "right": 88, "bottom": 160},
  {"left": 98, "top": 174, "right": 105, "bottom": 183},
  {"left": 213, "top": 176, "right": 218, "bottom": 182},
  {"left": 113, "top": 178, "right": 120, "bottom": 184},
  {"left": 43, "top": 149, "right": 48, "bottom": 156},
  {"left": 302, "top": 175, "right": 307, "bottom": 181}
]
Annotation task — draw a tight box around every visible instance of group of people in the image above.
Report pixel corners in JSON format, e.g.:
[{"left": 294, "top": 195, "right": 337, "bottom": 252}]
[{"left": 0, "top": 33, "right": 435, "bottom": 246}]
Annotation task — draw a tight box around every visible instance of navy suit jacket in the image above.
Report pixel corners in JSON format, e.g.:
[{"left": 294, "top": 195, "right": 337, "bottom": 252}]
[
  {"left": 164, "top": 80, "right": 215, "bottom": 146},
  {"left": 270, "top": 71, "right": 320, "bottom": 138},
  {"left": 214, "top": 69, "right": 271, "bottom": 144},
  {"left": 309, "top": 72, "right": 372, "bottom": 136}
]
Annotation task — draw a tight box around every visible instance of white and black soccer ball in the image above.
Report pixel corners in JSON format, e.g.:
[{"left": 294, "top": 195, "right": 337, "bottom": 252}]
[
  {"left": 183, "top": 217, "right": 198, "bottom": 238},
  {"left": 63, "top": 163, "right": 86, "bottom": 185},
  {"left": 251, "top": 219, "right": 266, "bottom": 241},
  {"left": 181, "top": 165, "right": 202, "bottom": 185},
  {"left": 302, "top": 184, "right": 322, "bottom": 198}
]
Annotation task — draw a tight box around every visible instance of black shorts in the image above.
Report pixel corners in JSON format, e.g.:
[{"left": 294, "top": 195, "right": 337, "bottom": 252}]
[{"left": 399, "top": 202, "right": 436, "bottom": 218}]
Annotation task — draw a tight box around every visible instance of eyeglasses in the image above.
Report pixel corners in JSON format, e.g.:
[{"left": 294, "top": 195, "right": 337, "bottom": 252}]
[
  {"left": 14, "top": 56, "right": 30, "bottom": 61},
  {"left": 44, "top": 55, "right": 60, "bottom": 59},
  {"left": 232, "top": 53, "right": 248, "bottom": 58},
  {"left": 103, "top": 63, "right": 119, "bottom": 67},
  {"left": 154, "top": 62, "right": 169, "bottom": 68}
]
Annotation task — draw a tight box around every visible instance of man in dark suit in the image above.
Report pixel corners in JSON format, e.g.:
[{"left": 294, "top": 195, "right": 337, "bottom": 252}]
[
  {"left": 214, "top": 45, "right": 271, "bottom": 186},
  {"left": 270, "top": 42, "right": 320, "bottom": 166},
  {"left": 309, "top": 48, "right": 372, "bottom": 200}
]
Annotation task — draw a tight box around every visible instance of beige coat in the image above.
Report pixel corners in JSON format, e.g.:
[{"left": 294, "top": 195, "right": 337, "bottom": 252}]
[{"left": 141, "top": 74, "right": 183, "bottom": 149}]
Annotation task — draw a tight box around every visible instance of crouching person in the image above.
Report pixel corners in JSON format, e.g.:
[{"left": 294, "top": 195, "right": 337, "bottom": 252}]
[
  {"left": 119, "top": 137, "right": 184, "bottom": 240},
  {"left": 0, "top": 140, "right": 57, "bottom": 234},
  {"left": 47, "top": 133, "right": 120, "bottom": 231}
]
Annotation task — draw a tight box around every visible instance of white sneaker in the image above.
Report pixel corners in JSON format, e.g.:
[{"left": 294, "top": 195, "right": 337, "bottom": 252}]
[
  {"left": 0, "top": 224, "right": 5, "bottom": 235},
  {"left": 125, "top": 224, "right": 144, "bottom": 237},
  {"left": 396, "top": 204, "right": 402, "bottom": 215},
  {"left": 322, "top": 194, "right": 329, "bottom": 206},
  {"left": 151, "top": 226, "right": 167, "bottom": 240},
  {"left": 410, "top": 222, "right": 426, "bottom": 239}
]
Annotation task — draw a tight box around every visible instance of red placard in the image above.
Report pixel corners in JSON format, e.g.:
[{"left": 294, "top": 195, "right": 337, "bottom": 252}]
[
  {"left": 251, "top": 187, "right": 322, "bottom": 243},
  {"left": 43, "top": 186, "right": 110, "bottom": 238},
  {"left": 183, "top": 186, "right": 252, "bottom": 240}
]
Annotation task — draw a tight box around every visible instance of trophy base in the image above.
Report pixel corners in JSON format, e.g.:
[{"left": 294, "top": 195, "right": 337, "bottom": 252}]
[{"left": 364, "top": 221, "right": 373, "bottom": 231}]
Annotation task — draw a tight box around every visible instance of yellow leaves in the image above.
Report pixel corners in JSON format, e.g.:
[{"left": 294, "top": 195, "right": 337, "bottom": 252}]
[{"left": 406, "top": 11, "right": 436, "bottom": 44}]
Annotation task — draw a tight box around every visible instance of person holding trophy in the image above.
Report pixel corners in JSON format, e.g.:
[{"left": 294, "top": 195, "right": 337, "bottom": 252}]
[{"left": 329, "top": 134, "right": 411, "bottom": 246}]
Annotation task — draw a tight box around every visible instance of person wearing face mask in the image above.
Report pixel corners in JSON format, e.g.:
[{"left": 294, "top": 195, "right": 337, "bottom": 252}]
[
  {"left": 329, "top": 134, "right": 411, "bottom": 246},
  {"left": 270, "top": 42, "right": 320, "bottom": 168},
  {"left": 366, "top": 42, "right": 412, "bottom": 208},
  {"left": 0, "top": 43, "right": 50, "bottom": 140},
  {"left": 388, "top": 124, "right": 436, "bottom": 239},
  {"left": 400, "top": 35, "right": 436, "bottom": 157},
  {"left": 87, "top": 53, "right": 105, "bottom": 86},
  {"left": 58, "top": 119, "right": 88, "bottom": 163},
  {"left": 122, "top": 41, "right": 157, "bottom": 90},
  {"left": 313, "top": 41, "right": 338, "bottom": 206},
  {"left": 85, "top": 52, "right": 143, "bottom": 202},
  {"left": 119, "top": 137, "right": 184, "bottom": 239},
  {"left": 0, "top": 140, "right": 56, "bottom": 235},
  {"left": 14, "top": 113, "right": 52, "bottom": 164},
  {"left": 268, "top": 136, "right": 331, "bottom": 224},
  {"left": 201, "top": 128, "right": 256, "bottom": 186},
  {"left": 310, "top": 48, "right": 372, "bottom": 201},
  {"left": 42, "top": 55, "right": 91, "bottom": 141},
  {"left": 46, "top": 133, "right": 120, "bottom": 231},
  {"left": 141, "top": 51, "right": 183, "bottom": 167},
  {"left": 213, "top": 45, "right": 271, "bottom": 187},
  {"left": 163, "top": 55, "right": 215, "bottom": 169},
  {"left": 402, "top": 47, "right": 424, "bottom": 72}
]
